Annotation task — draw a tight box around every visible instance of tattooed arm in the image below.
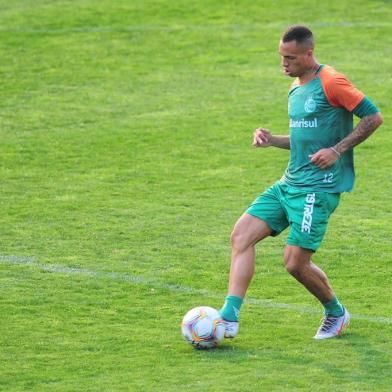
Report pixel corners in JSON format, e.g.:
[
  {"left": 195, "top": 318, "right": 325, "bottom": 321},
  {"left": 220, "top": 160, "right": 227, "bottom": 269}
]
[
  {"left": 310, "top": 112, "right": 383, "bottom": 169},
  {"left": 334, "top": 112, "right": 383, "bottom": 155}
]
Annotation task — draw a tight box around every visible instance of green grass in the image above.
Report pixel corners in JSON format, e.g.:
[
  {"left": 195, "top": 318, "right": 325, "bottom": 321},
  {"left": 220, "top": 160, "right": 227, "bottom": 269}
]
[{"left": 0, "top": 0, "right": 391, "bottom": 391}]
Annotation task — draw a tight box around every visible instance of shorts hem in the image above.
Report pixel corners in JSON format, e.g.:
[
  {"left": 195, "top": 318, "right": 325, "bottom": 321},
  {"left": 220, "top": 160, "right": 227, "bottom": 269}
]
[
  {"left": 286, "top": 239, "right": 319, "bottom": 252},
  {"left": 245, "top": 211, "right": 283, "bottom": 237}
]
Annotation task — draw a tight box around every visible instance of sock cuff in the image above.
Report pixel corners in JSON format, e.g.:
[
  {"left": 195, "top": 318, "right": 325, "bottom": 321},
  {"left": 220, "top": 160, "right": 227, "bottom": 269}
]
[
  {"left": 323, "top": 296, "right": 339, "bottom": 306},
  {"left": 323, "top": 296, "right": 344, "bottom": 317},
  {"left": 220, "top": 295, "right": 244, "bottom": 322},
  {"left": 225, "top": 295, "right": 244, "bottom": 306}
]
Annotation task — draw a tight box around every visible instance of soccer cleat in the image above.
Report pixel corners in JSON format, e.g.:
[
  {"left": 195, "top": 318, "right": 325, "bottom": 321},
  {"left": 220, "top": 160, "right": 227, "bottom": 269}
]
[
  {"left": 314, "top": 309, "right": 350, "bottom": 340},
  {"left": 222, "top": 320, "right": 239, "bottom": 338}
]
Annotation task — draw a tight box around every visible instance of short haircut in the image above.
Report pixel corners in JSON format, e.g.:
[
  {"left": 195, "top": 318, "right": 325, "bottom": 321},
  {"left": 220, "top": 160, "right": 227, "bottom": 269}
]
[{"left": 282, "top": 25, "right": 314, "bottom": 48}]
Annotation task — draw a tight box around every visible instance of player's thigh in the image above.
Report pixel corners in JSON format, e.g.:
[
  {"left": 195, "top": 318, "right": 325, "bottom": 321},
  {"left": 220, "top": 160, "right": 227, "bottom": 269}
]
[
  {"left": 231, "top": 213, "right": 273, "bottom": 249},
  {"left": 245, "top": 183, "right": 289, "bottom": 236}
]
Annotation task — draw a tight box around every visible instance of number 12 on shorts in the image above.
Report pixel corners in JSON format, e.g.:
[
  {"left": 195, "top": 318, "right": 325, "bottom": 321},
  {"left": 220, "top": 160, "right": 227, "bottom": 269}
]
[{"left": 323, "top": 173, "right": 334, "bottom": 183}]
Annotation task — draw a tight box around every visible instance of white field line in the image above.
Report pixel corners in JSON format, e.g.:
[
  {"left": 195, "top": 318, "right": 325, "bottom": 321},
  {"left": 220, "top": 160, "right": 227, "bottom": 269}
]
[{"left": 1, "top": 255, "right": 391, "bottom": 325}]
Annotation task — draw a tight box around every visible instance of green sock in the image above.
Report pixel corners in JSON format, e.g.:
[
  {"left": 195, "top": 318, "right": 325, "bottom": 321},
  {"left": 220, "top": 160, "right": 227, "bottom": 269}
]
[
  {"left": 219, "top": 295, "right": 243, "bottom": 322},
  {"left": 323, "top": 296, "right": 344, "bottom": 317}
]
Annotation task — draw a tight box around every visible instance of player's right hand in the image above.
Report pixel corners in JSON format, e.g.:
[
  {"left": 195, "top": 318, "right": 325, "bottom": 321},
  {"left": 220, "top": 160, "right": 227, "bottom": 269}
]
[{"left": 253, "top": 128, "right": 272, "bottom": 147}]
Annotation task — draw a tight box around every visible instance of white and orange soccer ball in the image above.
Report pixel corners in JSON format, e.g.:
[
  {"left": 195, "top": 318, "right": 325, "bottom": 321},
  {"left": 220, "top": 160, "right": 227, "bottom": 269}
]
[{"left": 181, "top": 306, "right": 225, "bottom": 349}]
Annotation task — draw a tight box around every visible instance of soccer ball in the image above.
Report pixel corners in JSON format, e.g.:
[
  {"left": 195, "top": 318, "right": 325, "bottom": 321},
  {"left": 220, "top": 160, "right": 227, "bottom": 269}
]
[{"left": 181, "top": 306, "right": 225, "bottom": 349}]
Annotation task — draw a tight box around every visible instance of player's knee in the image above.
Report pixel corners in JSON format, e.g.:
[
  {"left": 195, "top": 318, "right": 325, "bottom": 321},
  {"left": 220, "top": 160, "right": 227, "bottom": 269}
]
[
  {"left": 230, "top": 228, "right": 249, "bottom": 254},
  {"left": 230, "top": 229, "right": 242, "bottom": 250},
  {"left": 284, "top": 252, "right": 301, "bottom": 276},
  {"left": 283, "top": 246, "right": 312, "bottom": 277},
  {"left": 285, "top": 261, "right": 301, "bottom": 277}
]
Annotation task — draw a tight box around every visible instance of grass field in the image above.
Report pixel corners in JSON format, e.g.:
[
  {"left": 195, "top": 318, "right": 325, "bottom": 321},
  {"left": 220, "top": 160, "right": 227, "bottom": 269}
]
[{"left": 0, "top": 1, "right": 391, "bottom": 391}]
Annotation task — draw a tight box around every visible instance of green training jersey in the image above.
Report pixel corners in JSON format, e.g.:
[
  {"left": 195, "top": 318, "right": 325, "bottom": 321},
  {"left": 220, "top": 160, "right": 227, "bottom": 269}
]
[{"left": 282, "top": 64, "right": 366, "bottom": 193}]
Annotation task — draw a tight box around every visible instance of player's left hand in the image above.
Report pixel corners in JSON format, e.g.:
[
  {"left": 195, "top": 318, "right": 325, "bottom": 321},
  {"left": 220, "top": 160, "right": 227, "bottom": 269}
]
[{"left": 309, "top": 148, "right": 340, "bottom": 169}]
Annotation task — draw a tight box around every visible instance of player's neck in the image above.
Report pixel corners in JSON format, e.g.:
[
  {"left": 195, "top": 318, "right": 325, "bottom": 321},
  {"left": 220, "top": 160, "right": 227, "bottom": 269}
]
[{"left": 298, "top": 62, "right": 321, "bottom": 85}]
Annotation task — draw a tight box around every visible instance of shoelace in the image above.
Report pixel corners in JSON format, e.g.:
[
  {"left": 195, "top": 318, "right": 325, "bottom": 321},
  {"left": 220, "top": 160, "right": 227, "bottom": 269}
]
[
  {"left": 224, "top": 321, "right": 237, "bottom": 331},
  {"left": 319, "top": 316, "right": 339, "bottom": 332}
]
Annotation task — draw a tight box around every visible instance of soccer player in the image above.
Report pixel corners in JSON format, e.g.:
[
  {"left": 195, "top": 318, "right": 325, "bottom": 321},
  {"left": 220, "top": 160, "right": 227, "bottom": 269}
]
[{"left": 219, "top": 25, "right": 383, "bottom": 339}]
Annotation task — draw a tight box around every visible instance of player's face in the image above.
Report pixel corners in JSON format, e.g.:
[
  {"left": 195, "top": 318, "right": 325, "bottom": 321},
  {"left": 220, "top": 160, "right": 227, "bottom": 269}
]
[{"left": 278, "top": 40, "right": 313, "bottom": 77}]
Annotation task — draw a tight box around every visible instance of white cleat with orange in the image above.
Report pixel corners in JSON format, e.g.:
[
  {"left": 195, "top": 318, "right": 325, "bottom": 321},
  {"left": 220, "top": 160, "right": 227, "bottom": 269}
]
[{"left": 314, "top": 309, "right": 350, "bottom": 340}]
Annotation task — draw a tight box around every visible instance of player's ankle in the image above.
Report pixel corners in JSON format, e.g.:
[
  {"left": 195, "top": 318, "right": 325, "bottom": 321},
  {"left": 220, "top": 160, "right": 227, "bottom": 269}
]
[
  {"left": 219, "top": 295, "right": 243, "bottom": 322},
  {"left": 322, "top": 296, "right": 344, "bottom": 317}
]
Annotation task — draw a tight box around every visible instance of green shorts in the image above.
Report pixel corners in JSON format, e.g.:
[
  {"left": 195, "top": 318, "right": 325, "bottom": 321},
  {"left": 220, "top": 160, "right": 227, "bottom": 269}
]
[{"left": 246, "top": 181, "right": 340, "bottom": 251}]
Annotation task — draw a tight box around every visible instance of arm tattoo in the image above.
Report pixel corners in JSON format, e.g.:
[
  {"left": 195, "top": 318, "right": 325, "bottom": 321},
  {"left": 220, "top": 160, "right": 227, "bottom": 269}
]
[{"left": 334, "top": 114, "right": 381, "bottom": 155}]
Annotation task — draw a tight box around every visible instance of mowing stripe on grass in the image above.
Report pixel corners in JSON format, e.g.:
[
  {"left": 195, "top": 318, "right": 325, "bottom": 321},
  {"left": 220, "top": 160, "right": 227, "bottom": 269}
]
[
  {"left": 0, "top": 21, "right": 389, "bottom": 35},
  {"left": 1, "top": 255, "right": 391, "bottom": 325}
]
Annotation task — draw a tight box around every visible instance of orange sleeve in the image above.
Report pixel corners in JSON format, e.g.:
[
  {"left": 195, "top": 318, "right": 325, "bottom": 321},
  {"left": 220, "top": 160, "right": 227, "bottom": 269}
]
[{"left": 320, "top": 65, "right": 365, "bottom": 112}]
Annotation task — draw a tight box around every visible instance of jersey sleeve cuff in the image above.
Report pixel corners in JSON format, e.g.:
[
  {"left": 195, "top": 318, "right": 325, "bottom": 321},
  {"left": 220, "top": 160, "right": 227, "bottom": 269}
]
[{"left": 352, "top": 96, "right": 380, "bottom": 118}]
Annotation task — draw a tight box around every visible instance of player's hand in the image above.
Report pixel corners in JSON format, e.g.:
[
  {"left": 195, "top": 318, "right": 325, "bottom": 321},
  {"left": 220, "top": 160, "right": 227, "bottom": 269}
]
[
  {"left": 253, "top": 128, "right": 273, "bottom": 147},
  {"left": 309, "top": 148, "right": 340, "bottom": 169}
]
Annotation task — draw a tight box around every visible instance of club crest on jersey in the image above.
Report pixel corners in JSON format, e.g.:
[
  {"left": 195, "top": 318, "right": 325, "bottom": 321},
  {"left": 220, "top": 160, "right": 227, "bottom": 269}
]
[{"left": 304, "top": 96, "right": 316, "bottom": 113}]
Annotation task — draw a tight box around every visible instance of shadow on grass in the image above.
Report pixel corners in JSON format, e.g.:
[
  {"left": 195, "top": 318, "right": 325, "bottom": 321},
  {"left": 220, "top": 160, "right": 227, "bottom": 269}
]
[
  {"left": 196, "top": 330, "right": 391, "bottom": 372},
  {"left": 343, "top": 331, "right": 391, "bottom": 380}
]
